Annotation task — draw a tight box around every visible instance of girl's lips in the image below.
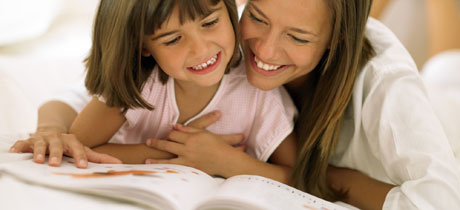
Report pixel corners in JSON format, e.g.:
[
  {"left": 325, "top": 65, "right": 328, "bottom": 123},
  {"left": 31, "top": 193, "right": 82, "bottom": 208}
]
[
  {"left": 186, "top": 52, "right": 221, "bottom": 75},
  {"left": 249, "top": 51, "right": 290, "bottom": 77}
]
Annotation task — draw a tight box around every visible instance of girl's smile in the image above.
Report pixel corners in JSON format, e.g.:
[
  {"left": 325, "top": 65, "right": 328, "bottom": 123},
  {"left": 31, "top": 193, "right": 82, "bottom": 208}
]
[{"left": 187, "top": 51, "right": 222, "bottom": 75}]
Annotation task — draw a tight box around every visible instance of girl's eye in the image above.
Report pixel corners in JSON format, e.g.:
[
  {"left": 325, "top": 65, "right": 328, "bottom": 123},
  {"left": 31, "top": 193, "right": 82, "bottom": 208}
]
[
  {"left": 202, "top": 18, "right": 219, "bottom": 27},
  {"left": 248, "top": 12, "right": 265, "bottom": 24},
  {"left": 289, "top": 34, "right": 309, "bottom": 44},
  {"left": 164, "top": 36, "right": 181, "bottom": 46}
]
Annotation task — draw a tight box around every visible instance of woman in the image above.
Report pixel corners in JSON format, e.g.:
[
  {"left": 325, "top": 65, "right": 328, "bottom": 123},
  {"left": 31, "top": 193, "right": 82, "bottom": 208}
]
[{"left": 10, "top": 0, "right": 460, "bottom": 209}]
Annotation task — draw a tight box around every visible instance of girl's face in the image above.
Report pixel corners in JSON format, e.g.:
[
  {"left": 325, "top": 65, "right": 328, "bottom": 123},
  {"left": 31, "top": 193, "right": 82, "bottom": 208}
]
[
  {"left": 240, "top": 0, "right": 332, "bottom": 90},
  {"left": 143, "top": 1, "right": 235, "bottom": 87}
]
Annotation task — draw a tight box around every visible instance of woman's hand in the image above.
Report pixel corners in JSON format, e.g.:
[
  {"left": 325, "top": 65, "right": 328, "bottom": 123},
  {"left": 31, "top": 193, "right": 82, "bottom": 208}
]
[
  {"left": 144, "top": 111, "right": 245, "bottom": 176},
  {"left": 9, "top": 129, "right": 121, "bottom": 168}
]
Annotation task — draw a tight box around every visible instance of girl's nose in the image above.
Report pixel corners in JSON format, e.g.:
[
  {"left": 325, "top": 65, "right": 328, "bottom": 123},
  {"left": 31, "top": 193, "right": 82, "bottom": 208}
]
[{"left": 189, "top": 35, "right": 209, "bottom": 57}]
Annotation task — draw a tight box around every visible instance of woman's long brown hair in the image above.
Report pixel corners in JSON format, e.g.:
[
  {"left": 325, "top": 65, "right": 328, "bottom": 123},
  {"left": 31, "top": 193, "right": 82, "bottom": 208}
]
[{"left": 291, "top": 0, "right": 376, "bottom": 200}]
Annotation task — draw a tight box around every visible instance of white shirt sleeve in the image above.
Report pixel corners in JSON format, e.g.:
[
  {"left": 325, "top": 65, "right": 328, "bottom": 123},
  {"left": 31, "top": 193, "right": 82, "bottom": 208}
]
[
  {"left": 331, "top": 18, "right": 460, "bottom": 210},
  {"left": 361, "top": 67, "right": 460, "bottom": 210}
]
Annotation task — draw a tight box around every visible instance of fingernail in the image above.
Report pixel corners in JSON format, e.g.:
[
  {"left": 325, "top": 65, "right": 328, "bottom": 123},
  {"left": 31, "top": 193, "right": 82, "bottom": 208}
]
[
  {"left": 79, "top": 159, "right": 87, "bottom": 167},
  {"left": 146, "top": 139, "right": 152, "bottom": 145},
  {"left": 50, "top": 157, "right": 58, "bottom": 164},
  {"left": 8, "top": 147, "right": 15, "bottom": 153},
  {"left": 145, "top": 159, "right": 152, "bottom": 164},
  {"left": 37, "top": 154, "right": 44, "bottom": 160}
]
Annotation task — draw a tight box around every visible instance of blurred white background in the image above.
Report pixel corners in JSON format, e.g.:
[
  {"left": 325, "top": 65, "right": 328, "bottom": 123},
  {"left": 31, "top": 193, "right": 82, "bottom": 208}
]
[{"left": 0, "top": 0, "right": 458, "bottom": 135}]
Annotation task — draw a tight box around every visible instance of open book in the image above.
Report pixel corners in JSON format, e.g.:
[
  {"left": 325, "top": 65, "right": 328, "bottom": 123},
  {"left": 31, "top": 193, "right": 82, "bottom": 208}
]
[{"left": 0, "top": 158, "right": 349, "bottom": 210}]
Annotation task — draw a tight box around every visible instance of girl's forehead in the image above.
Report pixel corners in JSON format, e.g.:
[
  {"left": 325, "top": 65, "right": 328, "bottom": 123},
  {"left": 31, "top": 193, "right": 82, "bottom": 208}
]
[{"left": 157, "top": 1, "right": 225, "bottom": 28}]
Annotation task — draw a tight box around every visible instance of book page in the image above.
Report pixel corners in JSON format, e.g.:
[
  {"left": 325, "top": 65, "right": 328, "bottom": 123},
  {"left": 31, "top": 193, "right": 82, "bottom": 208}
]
[
  {"left": 0, "top": 158, "right": 219, "bottom": 210},
  {"left": 196, "top": 175, "right": 350, "bottom": 210}
]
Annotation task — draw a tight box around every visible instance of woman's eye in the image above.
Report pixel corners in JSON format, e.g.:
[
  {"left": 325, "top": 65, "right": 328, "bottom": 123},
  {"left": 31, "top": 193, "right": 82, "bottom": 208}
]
[
  {"left": 203, "top": 18, "right": 219, "bottom": 27},
  {"left": 289, "top": 34, "right": 309, "bottom": 44},
  {"left": 249, "top": 12, "right": 265, "bottom": 24},
  {"left": 164, "top": 36, "right": 181, "bottom": 46}
]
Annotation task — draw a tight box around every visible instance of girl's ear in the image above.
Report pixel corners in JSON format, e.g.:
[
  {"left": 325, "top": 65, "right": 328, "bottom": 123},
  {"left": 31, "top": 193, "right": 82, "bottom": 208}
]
[{"left": 141, "top": 48, "right": 152, "bottom": 57}]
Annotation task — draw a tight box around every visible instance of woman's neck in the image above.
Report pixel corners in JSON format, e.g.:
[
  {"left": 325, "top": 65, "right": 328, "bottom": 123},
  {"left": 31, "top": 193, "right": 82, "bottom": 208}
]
[
  {"left": 174, "top": 79, "right": 221, "bottom": 124},
  {"left": 285, "top": 75, "right": 311, "bottom": 99}
]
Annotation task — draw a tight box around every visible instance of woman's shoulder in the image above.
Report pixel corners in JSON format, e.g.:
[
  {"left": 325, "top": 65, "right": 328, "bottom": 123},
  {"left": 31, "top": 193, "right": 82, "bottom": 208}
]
[{"left": 359, "top": 18, "right": 420, "bottom": 87}]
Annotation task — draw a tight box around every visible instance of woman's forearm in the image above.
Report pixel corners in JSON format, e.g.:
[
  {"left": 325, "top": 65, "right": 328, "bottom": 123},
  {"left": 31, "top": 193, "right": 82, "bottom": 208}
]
[
  {"left": 92, "top": 143, "right": 176, "bottom": 164},
  {"left": 328, "top": 166, "right": 394, "bottom": 210},
  {"left": 36, "top": 100, "right": 78, "bottom": 133}
]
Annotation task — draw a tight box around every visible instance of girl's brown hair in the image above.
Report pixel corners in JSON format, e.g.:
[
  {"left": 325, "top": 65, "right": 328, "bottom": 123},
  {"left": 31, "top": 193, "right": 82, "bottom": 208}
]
[
  {"left": 290, "top": 0, "right": 375, "bottom": 200},
  {"left": 85, "top": 0, "right": 241, "bottom": 111}
]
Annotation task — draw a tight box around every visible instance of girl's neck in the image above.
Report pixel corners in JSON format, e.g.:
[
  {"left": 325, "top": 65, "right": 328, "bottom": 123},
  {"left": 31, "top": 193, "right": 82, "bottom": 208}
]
[{"left": 174, "top": 79, "right": 221, "bottom": 124}]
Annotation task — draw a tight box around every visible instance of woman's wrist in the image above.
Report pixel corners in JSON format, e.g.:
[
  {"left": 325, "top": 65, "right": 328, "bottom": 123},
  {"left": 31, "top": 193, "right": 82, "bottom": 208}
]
[{"left": 327, "top": 166, "right": 394, "bottom": 209}]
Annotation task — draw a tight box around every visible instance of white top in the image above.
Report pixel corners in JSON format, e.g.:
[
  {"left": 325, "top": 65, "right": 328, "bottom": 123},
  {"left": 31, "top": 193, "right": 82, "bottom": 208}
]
[
  {"left": 53, "top": 18, "right": 460, "bottom": 209},
  {"left": 105, "top": 64, "right": 297, "bottom": 161},
  {"left": 330, "top": 18, "right": 460, "bottom": 209}
]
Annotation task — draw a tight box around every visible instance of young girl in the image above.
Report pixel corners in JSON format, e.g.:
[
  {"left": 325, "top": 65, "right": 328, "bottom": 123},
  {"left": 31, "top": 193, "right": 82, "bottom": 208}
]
[{"left": 68, "top": 0, "right": 297, "bottom": 183}]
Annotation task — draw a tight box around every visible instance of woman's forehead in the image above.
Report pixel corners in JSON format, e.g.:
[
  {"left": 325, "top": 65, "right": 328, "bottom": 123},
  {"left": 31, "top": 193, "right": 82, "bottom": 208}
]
[{"left": 249, "top": 0, "right": 332, "bottom": 35}]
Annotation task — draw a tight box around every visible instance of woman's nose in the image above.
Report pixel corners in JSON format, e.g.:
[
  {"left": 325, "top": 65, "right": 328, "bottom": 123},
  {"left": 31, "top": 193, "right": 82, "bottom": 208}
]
[{"left": 254, "top": 30, "right": 281, "bottom": 61}]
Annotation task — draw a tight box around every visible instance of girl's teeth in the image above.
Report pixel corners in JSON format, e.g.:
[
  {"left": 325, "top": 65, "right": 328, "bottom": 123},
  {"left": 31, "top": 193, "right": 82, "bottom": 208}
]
[
  {"left": 192, "top": 55, "right": 218, "bottom": 70},
  {"left": 254, "top": 56, "right": 281, "bottom": 71}
]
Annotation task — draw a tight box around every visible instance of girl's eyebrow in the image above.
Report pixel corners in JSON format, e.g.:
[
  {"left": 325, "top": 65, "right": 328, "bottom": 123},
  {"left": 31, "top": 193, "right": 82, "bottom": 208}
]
[
  {"left": 151, "top": 6, "right": 222, "bottom": 41},
  {"left": 152, "top": 30, "right": 179, "bottom": 41}
]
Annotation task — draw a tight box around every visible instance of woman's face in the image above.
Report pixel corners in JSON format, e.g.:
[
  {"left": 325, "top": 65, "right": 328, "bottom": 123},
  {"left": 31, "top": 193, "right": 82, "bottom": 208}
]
[{"left": 240, "top": 0, "right": 333, "bottom": 90}]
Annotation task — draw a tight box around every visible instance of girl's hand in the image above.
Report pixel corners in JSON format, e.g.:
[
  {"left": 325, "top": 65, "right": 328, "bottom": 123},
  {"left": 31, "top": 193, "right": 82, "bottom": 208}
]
[
  {"left": 144, "top": 111, "right": 245, "bottom": 176},
  {"left": 9, "top": 130, "right": 121, "bottom": 168}
]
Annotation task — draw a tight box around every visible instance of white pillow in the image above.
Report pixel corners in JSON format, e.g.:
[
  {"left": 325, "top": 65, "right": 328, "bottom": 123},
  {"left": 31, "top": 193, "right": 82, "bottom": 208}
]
[{"left": 0, "top": 0, "right": 62, "bottom": 46}]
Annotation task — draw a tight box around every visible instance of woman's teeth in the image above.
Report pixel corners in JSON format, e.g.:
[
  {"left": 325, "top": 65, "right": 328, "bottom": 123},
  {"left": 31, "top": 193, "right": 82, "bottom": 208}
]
[
  {"left": 254, "top": 56, "right": 282, "bottom": 71},
  {"left": 191, "top": 55, "right": 218, "bottom": 70}
]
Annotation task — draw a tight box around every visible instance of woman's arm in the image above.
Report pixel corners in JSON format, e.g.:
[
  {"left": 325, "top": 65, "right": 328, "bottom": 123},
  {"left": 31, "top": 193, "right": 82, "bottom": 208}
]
[{"left": 327, "top": 166, "right": 394, "bottom": 210}]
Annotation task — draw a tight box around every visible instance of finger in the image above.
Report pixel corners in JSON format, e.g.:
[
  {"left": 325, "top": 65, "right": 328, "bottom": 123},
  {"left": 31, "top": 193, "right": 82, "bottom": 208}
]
[
  {"left": 85, "top": 147, "right": 122, "bottom": 164},
  {"left": 218, "top": 134, "right": 244, "bottom": 145},
  {"left": 186, "top": 111, "right": 221, "bottom": 129},
  {"left": 166, "top": 130, "right": 191, "bottom": 144},
  {"left": 9, "top": 140, "right": 32, "bottom": 153},
  {"left": 46, "top": 134, "right": 64, "bottom": 167},
  {"left": 146, "top": 139, "right": 185, "bottom": 155},
  {"left": 32, "top": 137, "right": 47, "bottom": 164},
  {"left": 173, "top": 124, "right": 201, "bottom": 133},
  {"left": 62, "top": 134, "right": 88, "bottom": 168}
]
